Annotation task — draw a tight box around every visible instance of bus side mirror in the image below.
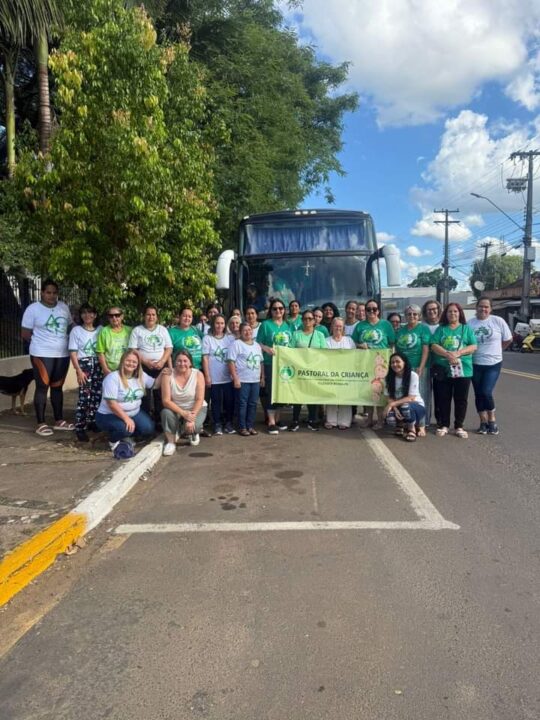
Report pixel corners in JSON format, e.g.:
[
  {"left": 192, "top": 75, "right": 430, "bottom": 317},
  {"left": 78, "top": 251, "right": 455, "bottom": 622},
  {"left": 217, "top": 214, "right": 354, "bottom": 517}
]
[
  {"left": 382, "top": 244, "right": 401, "bottom": 287},
  {"left": 216, "top": 249, "right": 235, "bottom": 291}
]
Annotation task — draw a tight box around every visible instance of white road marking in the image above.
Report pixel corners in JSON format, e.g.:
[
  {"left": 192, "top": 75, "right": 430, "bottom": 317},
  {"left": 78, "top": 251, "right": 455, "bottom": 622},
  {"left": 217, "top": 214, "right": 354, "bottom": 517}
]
[
  {"left": 360, "top": 429, "right": 451, "bottom": 525},
  {"left": 502, "top": 368, "right": 540, "bottom": 381},
  {"left": 115, "top": 519, "right": 458, "bottom": 534},
  {"left": 114, "top": 429, "right": 459, "bottom": 534},
  {"left": 311, "top": 477, "right": 319, "bottom": 515}
]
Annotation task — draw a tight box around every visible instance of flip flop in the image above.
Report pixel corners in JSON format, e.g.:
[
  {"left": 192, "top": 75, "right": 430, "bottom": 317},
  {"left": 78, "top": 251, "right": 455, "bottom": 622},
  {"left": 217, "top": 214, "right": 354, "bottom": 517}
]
[
  {"left": 36, "top": 424, "right": 53, "bottom": 437},
  {"left": 405, "top": 431, "right": 417, "bottom": 442},
  {"left": 53, "top": 420, "right": 75, "bottom": 431}
]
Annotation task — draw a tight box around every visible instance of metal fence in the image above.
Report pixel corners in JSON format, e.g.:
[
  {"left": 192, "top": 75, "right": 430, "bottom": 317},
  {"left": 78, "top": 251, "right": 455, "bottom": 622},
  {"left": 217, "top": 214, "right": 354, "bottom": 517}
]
[{"left": 0, "top": 272, "right": 88, "bottom": 359}]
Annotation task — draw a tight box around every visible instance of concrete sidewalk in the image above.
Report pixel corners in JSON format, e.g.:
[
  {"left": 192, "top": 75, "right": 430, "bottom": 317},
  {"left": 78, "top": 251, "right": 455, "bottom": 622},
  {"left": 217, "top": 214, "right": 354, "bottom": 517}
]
[{"left": 0, "top": 390, "right": 162, "bottom": 606}]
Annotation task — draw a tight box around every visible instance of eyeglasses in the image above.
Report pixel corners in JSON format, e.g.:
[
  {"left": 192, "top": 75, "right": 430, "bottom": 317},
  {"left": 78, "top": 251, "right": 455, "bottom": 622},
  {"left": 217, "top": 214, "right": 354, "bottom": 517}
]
[
  {"left": 108, "top": 312, "right": 122, "bottom": 318},
  {"left": 272, "top": 307, "right": 285, "bottom": 311},
  {"left": 406, "top": 312, "right": 419, "bottom": 317},
  {"left": 366, "top": 307, "right": 378, "bottom": 313},
  {"left": 303, "top": 316, "right": 314, "bottom": 321}
]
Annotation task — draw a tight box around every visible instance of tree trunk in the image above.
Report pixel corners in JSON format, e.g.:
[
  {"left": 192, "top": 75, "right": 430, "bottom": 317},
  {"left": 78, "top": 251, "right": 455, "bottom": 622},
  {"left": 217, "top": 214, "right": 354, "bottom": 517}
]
[
  {"left": 3, "top": 52, "right": 17, "bottom": 178},
  {"left": 36, "top": 30, "right": 51, "bottom": 156}
]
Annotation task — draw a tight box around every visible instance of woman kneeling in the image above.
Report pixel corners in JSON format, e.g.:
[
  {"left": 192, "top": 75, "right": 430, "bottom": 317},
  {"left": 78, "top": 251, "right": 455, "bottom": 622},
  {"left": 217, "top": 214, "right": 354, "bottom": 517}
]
[
  {"left": 382, "top": 352, "right": 426, "bottom": 442},
  {"left": 95, "top": 349, "right": 159, "bottom": 454},
  {"left": 161, "top": 350, "right": 207, "bottom": 456}
]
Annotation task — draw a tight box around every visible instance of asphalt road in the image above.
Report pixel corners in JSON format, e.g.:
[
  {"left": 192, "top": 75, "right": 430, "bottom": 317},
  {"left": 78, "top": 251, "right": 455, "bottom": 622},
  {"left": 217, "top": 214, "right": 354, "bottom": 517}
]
[{"left": 1, "top": 352, "right": 539, "bottom": 720}]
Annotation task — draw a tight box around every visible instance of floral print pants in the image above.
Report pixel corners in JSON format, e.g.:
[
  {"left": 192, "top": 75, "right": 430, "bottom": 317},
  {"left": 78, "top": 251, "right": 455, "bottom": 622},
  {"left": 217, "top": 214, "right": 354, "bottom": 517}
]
[{"left": 75, "top": 357, "right": 103, "bottom": 430}]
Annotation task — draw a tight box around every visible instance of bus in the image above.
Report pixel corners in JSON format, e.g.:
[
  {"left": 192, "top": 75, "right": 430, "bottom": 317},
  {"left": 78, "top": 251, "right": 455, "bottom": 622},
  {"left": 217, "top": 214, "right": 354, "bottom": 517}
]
[{"left": 216, "top": 209, "right": 400, "bottom": 315}]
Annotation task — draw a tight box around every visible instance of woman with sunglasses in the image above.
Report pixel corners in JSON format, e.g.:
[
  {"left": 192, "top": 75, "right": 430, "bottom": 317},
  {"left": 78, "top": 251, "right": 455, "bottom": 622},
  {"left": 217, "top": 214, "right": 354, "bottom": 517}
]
[
  {"left": 288, "top": 309, "right": 327, "bottom": 431},
  {"left": 431, "top": 303, "right": 477, "bottom": 438},
  {"left": 257, "top": 299, "right": 294, "bottom": 433},
  {"left": 352, "top": 299, "right": 395, "bottom": 428},
  {"left": 395, "top": 304, "right": 430, "bottom": 436},
  {"left": 387, "top": 312, "right": 402, "bottom": 333},
  {"left": 96, "top": 306, "right": 132, "bottom": 377}
]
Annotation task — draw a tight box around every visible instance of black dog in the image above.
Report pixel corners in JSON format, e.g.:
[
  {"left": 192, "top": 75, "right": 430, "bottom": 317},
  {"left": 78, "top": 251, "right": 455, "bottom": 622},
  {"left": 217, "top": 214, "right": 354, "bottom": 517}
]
[{"left": 0, "top": 368, "right": 35, "bottom": 414}]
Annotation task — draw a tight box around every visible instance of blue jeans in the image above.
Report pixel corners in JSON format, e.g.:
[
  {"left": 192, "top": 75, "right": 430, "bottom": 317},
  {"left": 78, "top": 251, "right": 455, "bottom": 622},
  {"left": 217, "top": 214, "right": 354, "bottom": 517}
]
[
  {"left": 236, "top": 382, "right": 260, "bottom": 430},
  {"left": 210, "top": 382, "right": 234, "bottom": 427},
  {"left": 95, "top": 409, "right": 155, "bottom": 442},
  {"left": 472, "top": 362, "right": 502, "bottom": 412},
  {"left": 399, "top": 402, "right": 426, "bottom": 427}
]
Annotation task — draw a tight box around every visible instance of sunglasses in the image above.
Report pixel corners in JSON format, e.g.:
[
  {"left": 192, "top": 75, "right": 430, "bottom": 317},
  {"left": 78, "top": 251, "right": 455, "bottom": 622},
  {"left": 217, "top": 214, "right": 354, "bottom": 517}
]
[
  {"left": 303, "top": 316, "right": 314, "bottom": 321},
  {"left": 108, "top": 312, "right": 122, "bottom": 318},
  {"left": 366, "top": 307, "right": 378, "bottom": 313},
  {"left": 272, "top": 307, "right": 285, "bottom": 311}
]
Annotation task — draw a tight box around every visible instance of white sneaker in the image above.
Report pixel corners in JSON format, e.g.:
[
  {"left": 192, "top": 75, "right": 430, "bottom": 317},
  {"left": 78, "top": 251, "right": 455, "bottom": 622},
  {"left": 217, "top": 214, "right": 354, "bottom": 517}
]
[
  {"left": 109, "top": 441, "right": 120, "bottom": 451},
  {"left": 163, "top": 442, "right": 176, "bottom": 456},
  {"left": 190, "top": 433, "right": 200, "bottom": 446}
]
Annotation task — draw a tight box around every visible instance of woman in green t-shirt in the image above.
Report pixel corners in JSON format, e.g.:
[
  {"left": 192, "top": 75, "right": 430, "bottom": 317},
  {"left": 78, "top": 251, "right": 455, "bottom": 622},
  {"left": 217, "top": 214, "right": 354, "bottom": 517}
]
[
  {"left": 289, "top": 309, "right": 327, "bottom": 431},
  {"left": 257, "top": 298, "right": 294, "bottom": 434},
  {"left": 431, "top": 303, "right": 477, "bottom": 439}
]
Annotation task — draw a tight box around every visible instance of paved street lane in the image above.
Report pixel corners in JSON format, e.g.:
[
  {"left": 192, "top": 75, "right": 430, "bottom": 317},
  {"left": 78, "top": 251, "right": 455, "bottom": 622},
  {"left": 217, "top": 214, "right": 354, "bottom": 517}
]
[{"left": 1, "top": 355, "right": 539, "bottom": 720}]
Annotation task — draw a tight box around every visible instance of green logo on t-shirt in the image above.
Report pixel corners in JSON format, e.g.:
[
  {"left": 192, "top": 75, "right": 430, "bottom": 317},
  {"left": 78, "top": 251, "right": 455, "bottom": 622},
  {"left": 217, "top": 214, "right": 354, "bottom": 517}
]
[
  {"left": 360, "top": 328, "right": 383, "bottom": 345},
  {"left": 184, "top": 335, "right": 201, "bottom": 350},
  {"left": 273, "top": 331, "right": 290, "bottom": 346},
  {"left": 474, "top": 326, "right": 492, "bottom": 344},
  {"left": 82, "top": 339, "right": 97, "bottom": 355},
  {"left": 146, "top": 333, "right": 163, "bottom": 349},
  {"left": 45, "top": 313, "right": 66, "bottom": 335},
  {"left": 397, "top": 332, "right": 418, "bottom": 350},
  {"left": 442, "top": 334, "right": 460, "bottom": 351},
  {"left": 246, "top": 352, "right": 260, "bottom": 370},
  {"left": 214, "top": 346, "right": 227, "bottom": 363},
  {"left": 124, "top": 387, "right": 142, "bottom": 402}
]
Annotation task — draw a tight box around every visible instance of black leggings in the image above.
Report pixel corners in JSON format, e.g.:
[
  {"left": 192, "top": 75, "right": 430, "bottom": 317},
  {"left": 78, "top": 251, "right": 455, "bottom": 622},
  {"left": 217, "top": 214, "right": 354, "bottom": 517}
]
[{"left": 31, "top": 356, "right": 70, "bottom": 424}]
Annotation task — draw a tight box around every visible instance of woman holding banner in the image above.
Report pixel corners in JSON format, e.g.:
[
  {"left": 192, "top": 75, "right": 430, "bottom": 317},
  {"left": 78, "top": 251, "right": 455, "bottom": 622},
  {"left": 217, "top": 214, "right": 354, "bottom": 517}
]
[
  {"left": 257, "top": 299, "right": 294, "bottom": 434},
  {"left": 352, "top": 298, "right": 395, "bottom": 429},
  {"left": 325, "top": 317, "right": 356, "bottom": 429},
  {"left": 289, "top": 309, "right": 327, "bottom": 432}
]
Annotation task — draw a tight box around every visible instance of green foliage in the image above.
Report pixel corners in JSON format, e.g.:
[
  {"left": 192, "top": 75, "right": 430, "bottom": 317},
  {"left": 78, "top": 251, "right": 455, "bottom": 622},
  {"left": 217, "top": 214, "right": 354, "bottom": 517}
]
[
  {"left": 16, "top": 0, "right": 220, "bottom": 318},
  {"left": 408, "top": 268, "right": 458, "bottom": 290},
  {"left": 156, "top": 1, "right": 358, "bottom": 246},
  {"left": 469, "top": 254, "right": 522, "bottom": 297}
]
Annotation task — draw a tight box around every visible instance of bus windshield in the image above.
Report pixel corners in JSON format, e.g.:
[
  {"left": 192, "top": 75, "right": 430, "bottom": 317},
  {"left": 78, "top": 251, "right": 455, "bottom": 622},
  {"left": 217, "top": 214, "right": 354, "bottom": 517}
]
[
  {"left": 241, "top": 216, "right": 376, "bottom": 255},
  {"left": 240, "top": 254, "right": 380, "bottom": 314}
]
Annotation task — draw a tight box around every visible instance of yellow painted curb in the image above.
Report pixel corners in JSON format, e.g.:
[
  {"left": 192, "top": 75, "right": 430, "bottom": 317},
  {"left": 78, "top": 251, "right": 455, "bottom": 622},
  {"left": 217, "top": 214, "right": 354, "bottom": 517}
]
[{"left": 0, "top": 513, "right": 86, "bottom": 607}]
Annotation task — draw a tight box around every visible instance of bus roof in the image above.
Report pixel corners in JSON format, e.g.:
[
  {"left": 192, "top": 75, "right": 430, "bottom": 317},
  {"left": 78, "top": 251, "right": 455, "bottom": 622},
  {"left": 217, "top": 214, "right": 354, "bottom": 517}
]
[{"left": 240, "top": 209, "right": 372, "bottom": 224}]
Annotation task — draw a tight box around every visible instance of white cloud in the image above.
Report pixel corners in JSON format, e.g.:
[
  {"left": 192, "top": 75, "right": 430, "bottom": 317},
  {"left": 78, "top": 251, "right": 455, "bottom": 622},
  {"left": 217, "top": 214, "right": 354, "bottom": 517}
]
[
  {"left": 288, "top": 1, "right": 540, "bottom": 126},
  {"left": 411, "top": 213, "right": 472, "bottom": 242},
  {"left": 376, "top": 231, "right": 396, "bottom": 245},
  {"left": 411, "top": 110, "right": 536, "bottom": 216},
  {"left": 505, "top": 49, "right": 540, "bottom": 110},
  {"left": 406, "top": 245, "right": 433, "bottom": 258}
]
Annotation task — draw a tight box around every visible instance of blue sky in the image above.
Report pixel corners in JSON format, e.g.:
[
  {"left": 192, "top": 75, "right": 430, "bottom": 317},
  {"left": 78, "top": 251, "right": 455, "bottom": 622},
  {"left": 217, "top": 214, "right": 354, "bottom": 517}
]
[{"left": 281, "top": 0, "right": 540, "bottom": 287}]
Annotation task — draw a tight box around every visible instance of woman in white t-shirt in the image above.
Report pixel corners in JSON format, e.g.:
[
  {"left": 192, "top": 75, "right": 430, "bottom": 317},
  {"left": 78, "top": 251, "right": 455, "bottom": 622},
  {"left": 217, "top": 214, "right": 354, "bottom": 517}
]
[
  {"left": 467, "top": 297, "right": 513, "bottom": 435},
  {"left": 382, "top": 353, "right": 425, "bottom": 442},
  {"left": 325, "top": 317, "right": 356, "bottom": 429},
  {"left": 128, "top": 304, "right": 172, "bottom": 422},
  {"left": 68, "top": 303, "right": 103, "bottom": 442},
  {"left": 95, "top": 349, "right": 163, "bottom": 451},
  {"left": 202, "top": 314, "right": 235, "bottom": 435},
  {"left": 21, "top": 279, "right": 73, "bottom": 436},
  {"left": 228, "top": 323, "right": 265, "bottom": 436}
]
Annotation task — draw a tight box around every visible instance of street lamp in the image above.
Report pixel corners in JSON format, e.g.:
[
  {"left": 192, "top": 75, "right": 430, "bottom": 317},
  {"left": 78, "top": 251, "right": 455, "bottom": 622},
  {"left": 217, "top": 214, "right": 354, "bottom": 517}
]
[
  {"left": 470, "top": 191, "right": 534, "bottom": 322},
  {"left": 469, "top": 193, "right": 524, "bottom": 232}
]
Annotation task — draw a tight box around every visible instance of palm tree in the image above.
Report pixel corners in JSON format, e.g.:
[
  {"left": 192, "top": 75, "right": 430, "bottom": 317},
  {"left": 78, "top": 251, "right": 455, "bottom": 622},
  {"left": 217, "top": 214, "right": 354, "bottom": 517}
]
[{"left": 0, "top": 0, "right": 63, "bottom": 176}]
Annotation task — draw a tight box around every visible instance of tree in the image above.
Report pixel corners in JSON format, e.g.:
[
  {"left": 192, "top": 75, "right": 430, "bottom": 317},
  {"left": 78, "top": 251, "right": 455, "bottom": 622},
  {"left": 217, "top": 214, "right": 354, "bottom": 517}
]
[
  {"left": 408, "top": 268, "right": 457, "bottom": 290},
  {"left": 0, "top": 0, "right": 63, "bottom": 174},
  {"left": 469, "top": 255, "right": 522, "bottom": 297},
  {"left": 16, "top": 0, "right": 220, "bottom": 316},
  {"left": 155, "top": 1, "right": 358, "bottom": 246}
]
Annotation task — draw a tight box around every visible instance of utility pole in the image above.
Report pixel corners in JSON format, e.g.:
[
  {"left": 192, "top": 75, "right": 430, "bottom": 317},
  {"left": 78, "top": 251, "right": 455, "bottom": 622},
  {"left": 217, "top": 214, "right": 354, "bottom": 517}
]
[
  {"left": 434, "top": 209, "right": 460, "bottom": 306},
  {"left": 479, "top": 241, "right": 493, "bottom": 281},
  {"left": 508, "top": 150, "right": 539, "bottom": 321}
]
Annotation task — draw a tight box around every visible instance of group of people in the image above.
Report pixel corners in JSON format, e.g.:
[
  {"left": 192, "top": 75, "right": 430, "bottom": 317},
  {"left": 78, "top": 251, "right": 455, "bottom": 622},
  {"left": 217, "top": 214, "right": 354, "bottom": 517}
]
[{"left": 20, "top": 279, "right": 512, "bottom": 456}]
